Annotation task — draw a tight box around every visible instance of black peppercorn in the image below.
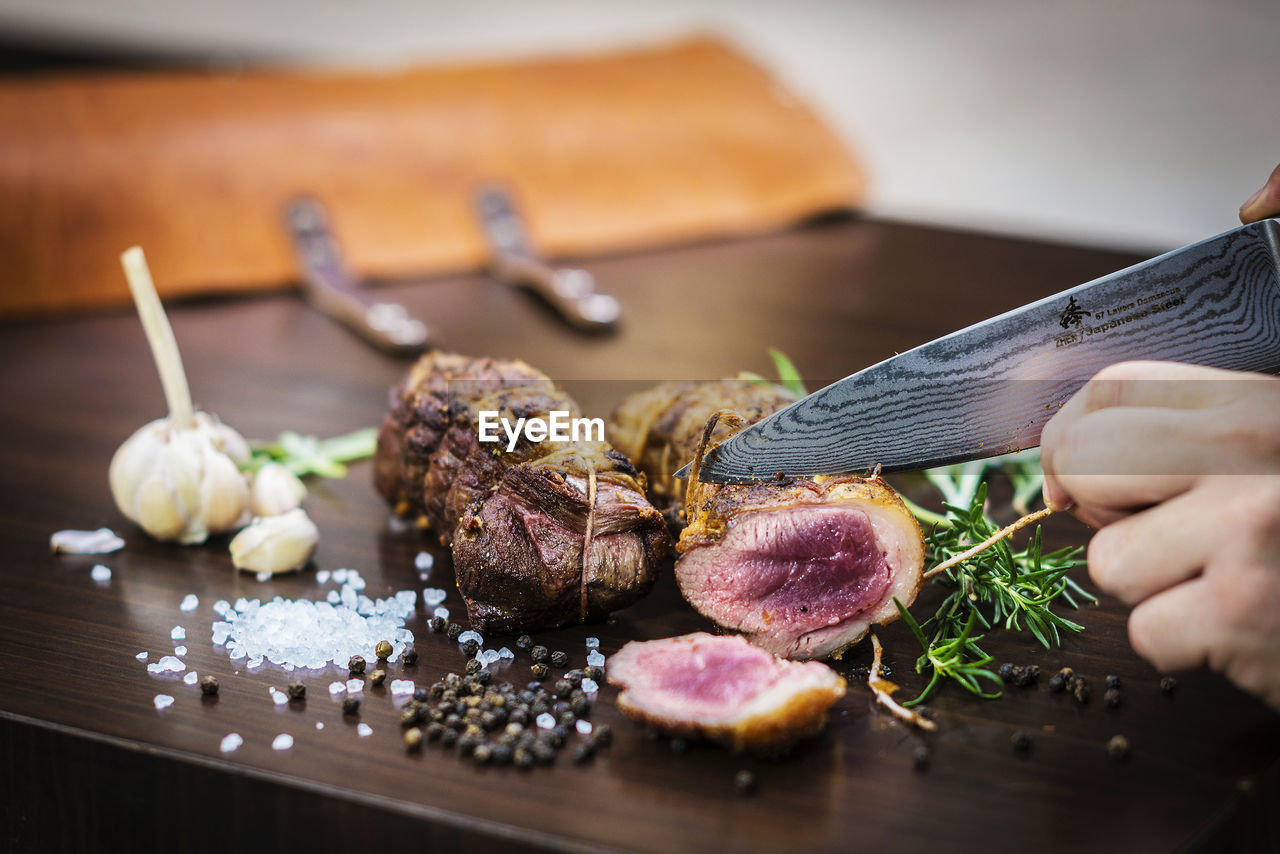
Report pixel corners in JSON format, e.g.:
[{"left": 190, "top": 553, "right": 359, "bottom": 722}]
[
  {"left": 472, "top": 743, "right": 493, "bottom": 764},
  {"left": 1011, "top": 731, "right": 1032, "bottom": 754},
  {"left": 461, "top": 638, "right": 480, "bottom": 656},
  {"left": 584, "top": 665, "right": 604, "bottom": 682},
  {"left": 564, "top": 669, "right": 584, "bottom": 687},
  {"left": 513, "top": 747, "right": 534, "bottom": 769},
  {"left": 403, "top": 646, "right": 419, "bottom": 665},
  {"left": 531, "top": 663, "right": 549, "bottom": 679},
  {"left": 429, "top": 616, "right": 446, "bottom": 633},
  {"left": 912, "top": 745, "right": 930, "bottom": 770},
  {"left": 1073, "top": 681, "right": 1091, "bottom": 704},
  {"left": 348, "top": 655, "right": 366, "bottom": 675},
  {"left": 553, "top": 679, "right": 572, "bottom": 698},
  {"left": 200, "top": 675, "right": 219, "bottom": 696},
  {"left": 414, "top": 686, "right": 430, "bottom": 702},
  {"left": 1048, "top": 673, "right": 1066, "bottom": 693},
  {"left": 734, "top": 770, "right": 756, "bottom": 796},
  {"left": 370, "top": 669, "right": 387, "bottom": 687},
  {"left": 572, "top": 741, "right": 595, "bottom": 763},
  {"left": 531, "top": 741, "right": 555, "bottom": 765},
  {"left": 441, "top": 728, "right": 459, "bottom": 748},
  {"left": 550, "top": 650, "right": 569, "bottom": 668},
  {"left": 375, "top": 639, "right": 393, "bottom": 660},
  {"left": 1160, "top": 676, "right": 1178, "bottom": 695},
  {"left": 549, "top": 725, "right": 570, "bottom": 747},
  {"left": 593, "top": 724, "right": 612, "bottom": 746},
  {"left": 447, "top": 623, "right": 463, "bottom": 641},
  {"left": 287, "top": 681, "right": 306, "bottom": 701},
  {"left": 998, "top": 662, "right": 1015, "bottom": 682},
  {"left": 570, "top": 695, "right": 591, "bottom": 716},
  {"left": 404, "top": 727, "right": 423, "bottom": 751},
  {"left": 1107, "top": 734, "right": 1131, "bottom": 761},
  {"left": 1105, "top": 674, "right": 1122, "bottom": 690},
  {"left": 1012, "top": 665, "right": 1040, "bottom": 687},
  {"left": 1104, "top": 687, "right": 1123, "bottom": 708},
  {"left": 342, "top": 696, "right": 361, "bottom": 715},
  {"left": 492, "top": 744, "right": 513, "bottom": 765},
  {"left": 531, "top": 645, "right": 549, "bottom": 663},
  {"left": 465, "top": 658, "right": 482, "bottom": 675},
  {"left": 425, "top": 722, "right": 445, "bottom": 741},
  {"left": 517, "top": 634, "right": 533, "bottom": 650}
]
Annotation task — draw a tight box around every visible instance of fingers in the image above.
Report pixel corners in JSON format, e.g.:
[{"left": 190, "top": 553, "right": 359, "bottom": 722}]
[
  {"left": 1086, "top": 487, "right": 1215, "bottom": 605},
  {"left": 1240, "top": 162, "right": 1280, "bottom": 224},
  {"left": 1127, "top": 577, "right": 1215, "bottom": 672}
]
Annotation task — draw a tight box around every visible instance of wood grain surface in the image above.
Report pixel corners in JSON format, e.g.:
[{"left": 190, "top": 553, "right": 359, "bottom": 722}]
[{"left": 1, "top": 218, "right": 1276, "bottom": 853}]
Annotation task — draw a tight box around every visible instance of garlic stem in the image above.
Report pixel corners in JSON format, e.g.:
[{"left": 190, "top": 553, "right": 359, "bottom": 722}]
[{"left": 120, "top": 247, "right": 194, "bottom": 429}]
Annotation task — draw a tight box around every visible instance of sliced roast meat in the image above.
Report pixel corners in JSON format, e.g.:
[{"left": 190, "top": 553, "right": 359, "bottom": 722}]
[
  {"left": 607, "top": 632, "right": 846, "bottom": 752},
  {"left": 609, "top": 380, "right": 925, "bottom": 659},
  {"left": 376, "top": 352, "right": 671, "bottom": 633}
]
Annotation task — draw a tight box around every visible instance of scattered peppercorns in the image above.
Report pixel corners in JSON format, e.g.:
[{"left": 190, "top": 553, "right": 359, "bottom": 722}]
[
  {"left": 447, "top": 623, "right": 463, "bottom": 641},
  {"left": 734, "top": 770, "right": 757, "bottom": 796},
  {"left": 461, "top": 639, "right": 480, "bottom": 657},
  {"left": 404, "top": 727, "right": 423, "bottom": 751},
  {"left": 1105, "top": 674, "right": 1122, "bottom": 690},
  {"left": 370, "top": 669, "right": 387, "bottom": 687},
  {"left": 531, "top": 662, "right": 549, "bottom": 679},
  {"left": 342, "top": 696, "right": 361, "bottom": 715},
  {"left": 1000, "top": 663, "right": 1040, "bottom": 687},
  {"left": 375, "top": 639, "right": 393, "bottom": 660},
  {"left": 403, "top": 646, "right": 419, "bottom": 665},
  {"left": 429, "top": 616, "right": 446, "bottom": 633},
  {"left": 1073, "top": 680, "right": 1091, "bottom": 705},
  {"left": 1160, "top": 676, "right": 1178, "bottom": 695},
  {"left": 199, "top": 675, "right": 220, "bottom": 696},
  {"left": 584, "top": 665, "right": 604, "bottom": 683},
  {"left": 348, "top": 655, "right": 366, "bottom": 675},
  {"left": 531, "top": 645, "right": 549, "bottom": 663},
  {"left": 550, "top": 650, "right": 569, "bottom": 668},
  {"left": 1107, "top": 734, "right": 1131, "bottom": 761},
  {"left": 1011, "top": 731, "right": 1032, "bottom": 754},
  {"left": 465, "top": 658, "right": 482, "bottom": 675},
  {"left": 516, "top": 635, "right": 533, "bottom": 651},
  {"left": 287, "top": 682, "right": 306, "bottom": 701}
]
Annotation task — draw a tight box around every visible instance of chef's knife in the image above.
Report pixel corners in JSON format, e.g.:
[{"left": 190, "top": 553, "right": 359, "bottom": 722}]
[{"left": 676, "top": 218, "right": 1280, "bottom": 483}]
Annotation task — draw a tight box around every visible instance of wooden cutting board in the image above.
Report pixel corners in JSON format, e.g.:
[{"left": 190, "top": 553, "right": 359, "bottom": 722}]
[{"left": 0, "top": 36, "right": 865, "bottom": 316}]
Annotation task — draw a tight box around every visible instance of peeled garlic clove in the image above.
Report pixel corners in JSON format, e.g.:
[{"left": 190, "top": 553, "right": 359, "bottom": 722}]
[
  {"left": 229, "top": 508, "right": 319, "bottom": 574},
  {"left": 249, "top": 463, "right": 308, "bottom": 517}
]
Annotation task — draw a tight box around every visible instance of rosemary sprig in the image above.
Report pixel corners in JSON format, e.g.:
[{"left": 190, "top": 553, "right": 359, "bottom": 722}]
[
  {"left": 898, "top": 479, "right": 1092, "bottom": 705},
  {"left": 242, "top": 427, "right": 378, "bottom": 478}
]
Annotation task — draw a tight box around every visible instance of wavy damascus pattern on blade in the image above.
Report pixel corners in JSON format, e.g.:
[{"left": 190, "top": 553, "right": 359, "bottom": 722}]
[{"left": 688, "top": 219, "right": 1280, "bottom": 483}]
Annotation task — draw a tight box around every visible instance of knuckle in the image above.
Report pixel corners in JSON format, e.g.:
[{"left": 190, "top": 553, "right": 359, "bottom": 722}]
[
  {"left": 1085, "top": 530, "right": 1120, "bottom": 592},
  {"left": 1126, "top": 607, "right": 1165, "bottom": 668}
]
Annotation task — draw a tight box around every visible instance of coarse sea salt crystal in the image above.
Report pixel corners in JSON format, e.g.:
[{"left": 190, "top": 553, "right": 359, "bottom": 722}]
[
  {"left": 433, "top": 606, "right": 450, "bottom": 620},
  {"left": 271, "top": 689, "right": 288, "bottom": 706},
  {"left": 315, "top": 722, "right": 324, "bottom": 730},
  {"left": 586, "top": 650, "right": 605, "bottom": 668},
  {"left": 414, "top": 552, "right": 434, "bottom": 571},
  {"left": 389, "top": 679, "right": 414, "bottom": 697},
  {"left": 395, "top": 590, "right": 417, "bottom": 609},
  {"left": 332, "top": 568, "right": 348, "bottom": 583},
  {"left": 272, "top": 733, "right": 293, "bottom": 751},
  {"left": 581, "top": 678, "right": 599, "bottom": 694},
  {"left": 213, "top": 599, "right": 231, "bottom": 616},
  {"left": 482, "top": 649, "right": 500, "bottom": 665},
  {"left": 346, "top": 678, "right": 363, "bottom": 694},
  {"left": 357, "top": 723, "right": 373, "bottom": 737},
  {"left": 174, "top": 645, "right": 187, "bottom": 656},
  {"left": 585, "top": 637, "right": 600, "bottom": 649},
  {"left": 220, "top": 733, "right": 243, "bottom": 753},
  {"left": 171, "top": 626, "right": 186, "bottom": 641},
  {"left": 329, "top": 682, "right": 346, "bottom": 696},
  {"left": 498, "top": 647, "right": 514, "bottom": 660},
  {"left": 136, "top": 651, "right": 148, "bottom": 662},
  {"left": 147, "top": 655, "right": 186, "bottom": 674},
  {"left": 458, "top": 630, "right": 483, "bottom": 647},
  {"left": 180, "top": 594, "right": 199, "bottom": 612},
  {"left": 90, "top": 564, "right": 112, "bottom": 582},
  {"left": 423, "top": 588, "right": 446, "bottom": 607},
  {"left": 576, "top": 720, "right": 593, "bottom": 735},
  {"left": 256, "top": 571, "right": 272, "bottom": 582},
  {"left": 153, "top": 694, "right": 174, "bottom": 710},
  {"left": 184, "top": 672, "right": 199, "bottom": 685},
  {"left": 536, "top": 712, "right": 555, "bottom": 730},
  {"left": 326, "top": 590, "right": 340, "bottom": 604},
  {"left": 316, "top": 569, "right": 331, "bottom": 584}
]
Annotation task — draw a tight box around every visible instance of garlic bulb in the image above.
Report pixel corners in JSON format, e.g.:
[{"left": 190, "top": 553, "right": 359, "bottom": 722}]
[
  {"left": 229, "top": 508, "right": 319, "bottom": 574},
  {"left": 248, "top": 462, "right": 308, "bottom": 517},
  {"left": 110, "top": 412, "right": 251, "bottom": 544},
  {"left": 108, "top": 247, "right": 253, "bottom": 545}
]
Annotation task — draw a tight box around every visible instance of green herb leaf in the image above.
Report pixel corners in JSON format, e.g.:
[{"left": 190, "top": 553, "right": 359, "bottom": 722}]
[
  {"left": 242, "top": 427, "right": 378, "bottom": 479},
  {"left": 767, "top": 347, "right": 807, "bottom": 397}
]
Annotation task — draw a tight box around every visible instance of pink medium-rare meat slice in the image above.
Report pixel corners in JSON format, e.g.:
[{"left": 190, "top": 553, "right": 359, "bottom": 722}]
[
  {"left": 608, "top": 380, "right": 926, "bottom": 659},
  {"left": 607, "top": 632, "right": 846, "bottom": 752},
  {"left": 677, "top": 477, "right": 925, "bottom": 659}
]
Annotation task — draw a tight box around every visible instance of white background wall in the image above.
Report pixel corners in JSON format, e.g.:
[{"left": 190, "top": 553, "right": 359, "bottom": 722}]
[{"left": 2, "top": 0, "right": 1277, "bottom": 252}]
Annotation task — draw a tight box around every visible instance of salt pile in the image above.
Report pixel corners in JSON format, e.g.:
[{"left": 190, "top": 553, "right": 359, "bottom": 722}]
[{"left": 212, "top": 570, "right": 416, "bottom": 671}]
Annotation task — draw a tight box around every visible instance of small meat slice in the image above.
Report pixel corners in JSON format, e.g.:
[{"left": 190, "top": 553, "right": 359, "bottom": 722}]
[{"left": 607, "top": 633, "right": 847, "bottom": 752}]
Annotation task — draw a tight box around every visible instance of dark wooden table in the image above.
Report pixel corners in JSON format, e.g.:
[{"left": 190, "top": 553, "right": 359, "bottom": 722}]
[{"left": 1, "top": 218, "right": 1276, "bottom": 853}]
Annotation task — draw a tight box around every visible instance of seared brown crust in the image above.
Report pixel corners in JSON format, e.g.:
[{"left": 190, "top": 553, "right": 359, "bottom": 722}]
[{"left": 376, "top": 352, "right": 671, "bottom": 632}]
